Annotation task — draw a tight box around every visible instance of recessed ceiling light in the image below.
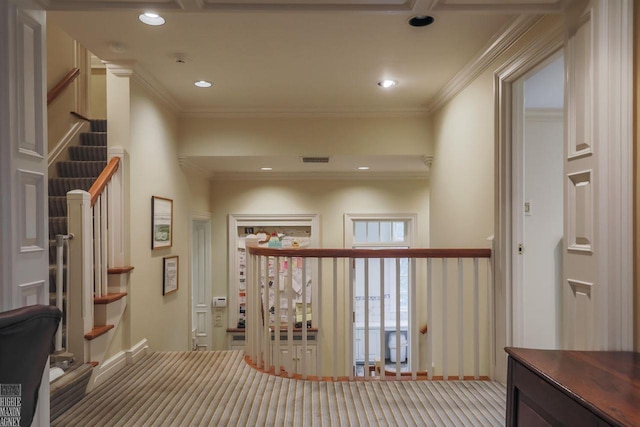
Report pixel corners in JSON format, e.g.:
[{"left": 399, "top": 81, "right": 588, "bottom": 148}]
[
  {"left": 358, "top": 166, "right": 370, "bottom": 170},
  {"left": 378, "top": 80, "right": 397, "bottom": 89},
  {"left": 261, "top": 167, "right": 273, "bottom": 171},
  {"left": 194, "top": 80, "right": 212, "bottom": 88},
  {"left": 409, "top": 15, "right": 435, "bottom": 27},
  {"left": 139, "top": 12, "right": 165, "bottom": 26}
]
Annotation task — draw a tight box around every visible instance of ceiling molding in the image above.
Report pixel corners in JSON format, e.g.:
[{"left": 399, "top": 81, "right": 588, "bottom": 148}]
[
  {"left": 428, "top": 0, "right": 570, "bottom": 14},
  {"left": 179, "top": 108, "right": 430, "bottom": 119},
  {"left": 426, "top": 14, "right": 541, "bottom": 113},
  {"left": 104, "top": 61, "right": 135, "bottom": 77},
  {"left": 130, "top": 67, "right": 182, "bottom": 113},
  {"left": 207, "top": 171, "right": 430, "bottom": 181},
  {"left": 178, "top": 157, "right": 212, "bottom": 178},
  {"left": 42, "top": 0, "right": 418, "bottom": 12}
]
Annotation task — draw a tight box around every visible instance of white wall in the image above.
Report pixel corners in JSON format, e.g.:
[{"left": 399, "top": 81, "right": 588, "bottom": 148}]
[
  {"left": 430, "top": 69, "right": 495, "bottom": 249},
  {"left": 125, "top": 79, "right": 209, "bottom": 351},
  {"left": 208, "top": 178, "right": 429, "bottom": 372},
  {"left": 179, "top": 115, "right": 432, "bottom": 157}
]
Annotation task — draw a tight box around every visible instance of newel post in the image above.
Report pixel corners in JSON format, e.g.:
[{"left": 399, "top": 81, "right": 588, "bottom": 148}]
[{"left": 66, "top": 190, "right": 94, "bottom": 363}]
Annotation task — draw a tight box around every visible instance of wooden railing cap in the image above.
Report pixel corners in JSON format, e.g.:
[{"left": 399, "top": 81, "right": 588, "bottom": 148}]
[{"left": 246, "top": 246, "right": 491, "bottom": 258}]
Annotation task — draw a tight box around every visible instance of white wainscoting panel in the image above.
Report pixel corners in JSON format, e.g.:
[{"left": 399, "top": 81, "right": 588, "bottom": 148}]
[
  {"left": 18, "top": 169, "right": 45, "bottom": 252},
  {"left": 19, "top": 280, "right": 46, "bottom": 306},
  {"left": 567, "top": 170, "right": 592, "bottom": 253}
]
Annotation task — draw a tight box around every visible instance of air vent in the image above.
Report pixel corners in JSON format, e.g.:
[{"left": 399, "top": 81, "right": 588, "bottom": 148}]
[{"left": 301, "top": 156, "right": 330, "bottom": 163}]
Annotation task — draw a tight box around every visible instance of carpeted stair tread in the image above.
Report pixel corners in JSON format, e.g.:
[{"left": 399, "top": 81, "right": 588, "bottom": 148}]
[
  {"left": 80, "top": 132, "right": 107, "bottom": 146},
  {"left": 49, "top": 217, "right": 68, "bottom": 239},
  {"left": 49, "top": 177, "right": 95, "bottom": 196},
  {"left": 69, "top": 145, "right": 107, "bottom": 161},
  {"left": 48, "top": 196, "right": 67, "bottom": 216},
  {"left": 57, "top": 161, "right": 106, "bottom": 178},
  {"left": 90, "top": 119, "right": 107, "bottom": 133}
]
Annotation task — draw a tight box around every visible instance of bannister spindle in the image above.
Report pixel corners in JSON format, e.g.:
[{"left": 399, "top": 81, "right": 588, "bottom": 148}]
[
  {"left": 458, "top": 258, "right": 464, "bottom": 379},
  {"left": 442, "top": 258, "right": 448, "bottom": 380},
  {"left": 93, "top": 200, "right": 101, "bottom": 297},
  {"left": 317, "top": 257, "right": 322, "bottom": 378},
  {"left": 411, "top": 258, "right": 417, "bottom": 380},
  {"left": 380, "top": 259, "right": 385, "bottom": 380},
  {"left": 259, "top": 255, "right": 265, "bottom": 369},
  {"left": 301, "top": 258, "right": 308, "bottom": 379},
  {"left": 395, "top": 257, "right": 400, "bottom": 379},
  {"left": 287, "top": 257, "right": 294, "bottom": 378},
  {"left": 426, "top": 258, "right": 433, "bottom": 380},
  {"left": 332, "top": 257, "right": 338, "bottom": 380},
  {"left": 348, "top": 258, "right": 354, "bottom": 380},
  {"left": 473, "top": 257, "right": 480, "bottom": 380},
  {"left": 275, "top": 257, "right": 281, "bottom": 376},
  {"left": 100, "top": 192, "right": 108, "bottom": 297},
  {"left": 364, "top": 258, "right": 369, "bottom": 378}
]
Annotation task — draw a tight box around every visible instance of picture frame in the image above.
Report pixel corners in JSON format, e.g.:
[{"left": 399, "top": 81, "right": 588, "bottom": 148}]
[
  {"left": 163, "top": 255, "right": 179, "bottom": 295},
  {"left": 151, "top": 196, "right": 173, "bottom": 249}
]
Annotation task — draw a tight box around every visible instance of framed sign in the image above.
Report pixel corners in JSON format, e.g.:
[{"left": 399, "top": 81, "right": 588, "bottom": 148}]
[
  {"left": 151, "top": 196, "right": 173, "bottom": 249},
  {"left": 163, "top": 255, "right": 179, "bottom": 295}
]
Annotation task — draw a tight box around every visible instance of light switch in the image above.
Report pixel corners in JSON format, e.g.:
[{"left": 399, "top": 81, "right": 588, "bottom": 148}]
[{"left": 213, "top": 296, "right": 227, "bottom": 308}]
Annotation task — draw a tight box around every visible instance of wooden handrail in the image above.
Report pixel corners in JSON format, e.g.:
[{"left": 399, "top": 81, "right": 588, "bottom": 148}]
[
  {"left": 247, "top": 247, "right": 491, "bottom": 259},
  {"left": 70, "top": 111, "right": 91, "bottom": 122},
  {"left": 89, "top": 157, "right": 120, "bottom": 206},
  {"left": 47, "top": 68, "right": 80, "bottom": 105}
]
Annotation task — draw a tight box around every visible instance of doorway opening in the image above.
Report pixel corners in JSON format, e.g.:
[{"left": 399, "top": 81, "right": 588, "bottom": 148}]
[{"left": 512, "top": 53, "right": 564, "bottom": 349}]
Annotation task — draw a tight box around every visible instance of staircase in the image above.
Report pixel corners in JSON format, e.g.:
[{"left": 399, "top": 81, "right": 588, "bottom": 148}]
[{"left": 48, "top": 119, "right": 128, "bottom": 421}]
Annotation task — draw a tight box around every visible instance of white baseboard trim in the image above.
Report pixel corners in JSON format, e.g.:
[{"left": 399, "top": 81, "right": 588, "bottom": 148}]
[{"left": 93, "top": 338, "right": 149, "bottom": 387}]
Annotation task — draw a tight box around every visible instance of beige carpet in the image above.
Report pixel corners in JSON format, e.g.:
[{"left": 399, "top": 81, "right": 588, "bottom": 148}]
[{"left": 53, "top": 351, "right": 506, "bottom": 426}]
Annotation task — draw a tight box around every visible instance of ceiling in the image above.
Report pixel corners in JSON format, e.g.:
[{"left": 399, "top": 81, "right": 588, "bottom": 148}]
[{"left": 44, "top": 0, "right": 569, "bottom": 178}]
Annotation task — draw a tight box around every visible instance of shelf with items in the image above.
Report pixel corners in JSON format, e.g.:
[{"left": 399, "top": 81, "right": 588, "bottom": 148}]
[{"left": 227, "top": 214, "right": 320, "bottom": 345}]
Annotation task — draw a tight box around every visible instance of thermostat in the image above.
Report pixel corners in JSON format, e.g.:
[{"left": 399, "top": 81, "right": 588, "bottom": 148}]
[{"left": 213, "top": 297, "right": 227, "bottom": 308}]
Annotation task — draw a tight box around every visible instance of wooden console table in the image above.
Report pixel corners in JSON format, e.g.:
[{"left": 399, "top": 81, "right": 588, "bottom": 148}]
[{"left": 506, "top": 347, "right": 640, "bottom": 426}]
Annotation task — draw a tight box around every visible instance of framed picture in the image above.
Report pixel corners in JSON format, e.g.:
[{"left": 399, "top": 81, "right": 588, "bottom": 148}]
[
  {"left": 163, "top": 256, "right": 179, "bottom": 295},
  {"left": 151, "top": 196, "right": 173, "bottom": 249}
]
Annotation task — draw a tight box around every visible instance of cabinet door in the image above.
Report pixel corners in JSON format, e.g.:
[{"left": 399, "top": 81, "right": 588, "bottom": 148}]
[{"left": 297, "top": 345, "right": 316, "bottom": 376}]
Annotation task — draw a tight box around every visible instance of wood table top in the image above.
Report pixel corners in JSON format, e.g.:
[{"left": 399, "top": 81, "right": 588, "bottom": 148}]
[{"left": 505, "top": 347, "right": 640, "bottom": 426}]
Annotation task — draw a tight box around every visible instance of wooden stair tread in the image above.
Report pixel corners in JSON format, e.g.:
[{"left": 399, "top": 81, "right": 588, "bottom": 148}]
[
  {"left": 108, "top": 265, "right": 135, "bottom": 274},
  {"left": 84, "top": 324, "right": 114, "bottom": 340},
  {"left": 94, "top": 292, "right": 127, "bottom": 304}
]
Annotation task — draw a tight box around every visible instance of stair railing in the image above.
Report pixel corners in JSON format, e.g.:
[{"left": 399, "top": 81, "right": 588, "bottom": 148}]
[
  {"left": 246, "top": 246, "right": 493, "bottom": 381},
  {"left": 66, "top": 147, "right": 125, "bottom": 363}
]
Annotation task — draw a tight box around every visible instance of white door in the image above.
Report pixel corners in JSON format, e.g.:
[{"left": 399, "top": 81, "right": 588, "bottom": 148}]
[
  {"left": 562, "top": 0, "right": 633, "bottom": 350},
  {"left": 0, "top": 1, "right": 50, "bottom": 425},
  {"left": 191, "top": 219, "right": 212, "bottom": 350},
  {"left": 512, "top": 54, "right": 564, "bottom": 349}
]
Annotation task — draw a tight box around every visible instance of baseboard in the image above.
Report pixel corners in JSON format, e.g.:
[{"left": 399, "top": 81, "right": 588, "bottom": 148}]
[
  {"left": 126, "top": 338, "right": 150, "bottom": 364},
  {"left": 92, "top": 339, "right": 149, "bottom": 388}
]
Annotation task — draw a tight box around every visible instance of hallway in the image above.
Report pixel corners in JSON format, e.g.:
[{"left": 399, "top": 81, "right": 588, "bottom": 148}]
[{"left": 53, "top": 350, "right": 506, "bottom": 426}]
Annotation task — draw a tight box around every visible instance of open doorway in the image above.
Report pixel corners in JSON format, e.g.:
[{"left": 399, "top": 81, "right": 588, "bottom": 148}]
[{"left": 511, "top": 53, "right": 564, "bottom": 349}]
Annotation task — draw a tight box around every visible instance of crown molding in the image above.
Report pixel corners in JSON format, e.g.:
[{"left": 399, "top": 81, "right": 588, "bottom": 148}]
[
  {"left": 426, "top": 14, "right": 541, "bottom": 113},
  {"left": 130, "top": 66, "right": 182, "bottom": 114},
  {"left": 427, "top": 0, "right": 570, "bottom": 14},
  {"left": 104, "top": 61, "right": 134, "bottom": 77},
  {"left": 208, "top": 171, "right": 430, "bottom": 181},
  {"left": 179, "top": 108, "right": 430, "bottom": 119},
  {"left": 178, "top": 156, "right": 212, "bottom": 178}
]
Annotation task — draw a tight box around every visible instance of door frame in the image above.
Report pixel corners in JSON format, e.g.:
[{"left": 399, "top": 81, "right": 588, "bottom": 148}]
[{"left": 494, "top": 19, "right": 564, "bottom": 383}]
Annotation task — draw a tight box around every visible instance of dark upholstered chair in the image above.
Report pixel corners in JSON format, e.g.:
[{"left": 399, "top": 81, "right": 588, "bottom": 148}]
[{"left": 0, "top": 304, "right": 61, "bottom": 427}]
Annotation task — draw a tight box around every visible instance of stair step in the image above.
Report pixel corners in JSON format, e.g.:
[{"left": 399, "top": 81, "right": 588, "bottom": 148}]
[
  {"left": 94, "top": 292, "right": 127, "bottom": 304},
  {"left": 48, "top": 196, "right": 67, "bottom": 216},
  {"left": 108, "top": 266, "right": 135, "bottom": 275},
  {"left": 69, "top": 145, "right": 107, "bottom": 161},
  {"left": 90, "top": 119, "right": 107, "bottom": 133},
  {"left": 80, "top": 132, "right": 107, "bottom": 146},
  {"left": 84, "top": 324, "right": 114, "bottom": 340},
  {"left": 57, "top": 161, "right": 106, "bottom": 178},
  {"left": 49, "top": 177, "right": 94, "bottom": 196}
]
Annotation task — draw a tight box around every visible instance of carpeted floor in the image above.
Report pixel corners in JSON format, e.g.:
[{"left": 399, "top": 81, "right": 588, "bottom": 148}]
[{"left": 53, "top": 351, "right": 506, "bottom": 426}]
